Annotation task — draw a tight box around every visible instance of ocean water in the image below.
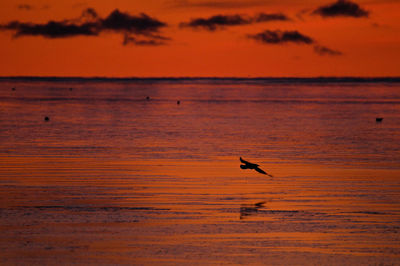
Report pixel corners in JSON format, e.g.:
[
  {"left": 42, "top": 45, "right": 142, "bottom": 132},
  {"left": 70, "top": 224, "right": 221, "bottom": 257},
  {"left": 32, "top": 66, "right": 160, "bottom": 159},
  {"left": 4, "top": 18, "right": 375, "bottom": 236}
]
[{"left": 0, "top": 77, "right": 400, "bottom": 265}]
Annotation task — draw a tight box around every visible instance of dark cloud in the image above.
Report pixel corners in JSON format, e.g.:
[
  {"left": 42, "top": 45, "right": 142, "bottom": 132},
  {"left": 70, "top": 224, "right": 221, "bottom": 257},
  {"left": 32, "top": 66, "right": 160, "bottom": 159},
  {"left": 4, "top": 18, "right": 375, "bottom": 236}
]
[
  {"left": 81, "top": 8, "right": 98, "bottom": 21},
  {"left": 248, "top": 30, "right": 314, "bottom": 45},
  {"left": 1, "top": 20, "right": 98, "bottom": 38},
  {"left": 0, "top": 8, "right": 168, "bottom": 45},
  {"left": 17, "top": 4, "right": 33, "bottom": 10},
  {"left": 123, "top": 35, "right": 167, "bottom": 46},
  {"left": 123, "top": 33, "right": 170, "bottom": 46},
  {"left": 254, "top": 13, "right": 290, "bottom": 23},
  {"left": 313, "top": 0, "right": 369, "bottom": 18},
  {"left": 64, "top": 8, "right": 98, "bottom": 24},
  {"left": 180, "top": 13, "right": 290, "bottom": 31},
  {"left": 101, "top": 10, "right": 166, "bottom": 35},
  {"left": 167, "top": 0, "right": 268, "bottom": 9},
  {"left": 314, "top": 45, "right": 342, "bottom": 56},
  {"left": 180, "top": 14, "right": 249, "bottom": 31},
  {"left": 248, "top": 29, "right": 342, "bottom": 56}
]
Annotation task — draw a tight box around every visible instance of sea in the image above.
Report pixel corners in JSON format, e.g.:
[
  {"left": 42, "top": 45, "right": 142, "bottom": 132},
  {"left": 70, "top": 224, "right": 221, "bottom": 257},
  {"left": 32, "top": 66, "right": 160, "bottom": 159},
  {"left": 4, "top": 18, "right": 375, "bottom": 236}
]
[{"left": 0, "top": 77, "right": 400, "bottom": 265}]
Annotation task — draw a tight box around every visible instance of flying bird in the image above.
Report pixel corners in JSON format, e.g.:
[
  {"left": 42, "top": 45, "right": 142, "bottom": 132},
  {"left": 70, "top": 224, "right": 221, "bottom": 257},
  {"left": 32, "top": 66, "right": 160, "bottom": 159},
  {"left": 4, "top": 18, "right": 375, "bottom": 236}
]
[{"left": 240, "top": 157, "right": 273, "bottom": 177}]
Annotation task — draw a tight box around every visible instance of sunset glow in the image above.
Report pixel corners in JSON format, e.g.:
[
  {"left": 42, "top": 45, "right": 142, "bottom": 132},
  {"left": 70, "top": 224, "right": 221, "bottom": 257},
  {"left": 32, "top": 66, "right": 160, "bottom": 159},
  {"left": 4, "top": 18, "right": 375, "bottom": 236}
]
[
  {"left": 1, "top": 1, "right": 400, "bottom": 265},
  {"left": 0, "top": 0, "right": 399, "bottom": 77}
]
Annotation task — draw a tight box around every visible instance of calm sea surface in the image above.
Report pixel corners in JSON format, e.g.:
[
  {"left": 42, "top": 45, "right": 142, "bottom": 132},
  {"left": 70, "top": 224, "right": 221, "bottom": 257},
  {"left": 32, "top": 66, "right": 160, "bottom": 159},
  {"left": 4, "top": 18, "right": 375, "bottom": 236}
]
[{"left": 1, "top": 78, "right": 400, "bottom": 265}]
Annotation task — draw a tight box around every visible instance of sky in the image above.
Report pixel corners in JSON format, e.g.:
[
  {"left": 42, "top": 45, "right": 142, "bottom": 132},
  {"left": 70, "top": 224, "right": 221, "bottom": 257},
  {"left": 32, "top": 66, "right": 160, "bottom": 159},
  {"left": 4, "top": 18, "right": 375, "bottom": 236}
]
[{"left": 0, "top": 0, "right": 399, "bottom": 77}]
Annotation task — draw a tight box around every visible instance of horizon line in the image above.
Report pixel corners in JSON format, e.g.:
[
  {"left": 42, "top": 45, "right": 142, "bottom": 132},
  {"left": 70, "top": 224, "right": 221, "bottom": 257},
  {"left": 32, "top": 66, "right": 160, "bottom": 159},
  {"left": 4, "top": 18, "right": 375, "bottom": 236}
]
[{"left": 1, "top": 75, "right": 400, "bottom": 80}]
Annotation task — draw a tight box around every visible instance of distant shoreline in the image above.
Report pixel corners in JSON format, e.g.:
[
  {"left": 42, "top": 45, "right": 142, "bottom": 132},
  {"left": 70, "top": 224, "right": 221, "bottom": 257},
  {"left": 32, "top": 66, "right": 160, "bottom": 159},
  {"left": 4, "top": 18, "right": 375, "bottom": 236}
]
[{"left": 1, "top": 76, "right": 400, "bottom": 83}]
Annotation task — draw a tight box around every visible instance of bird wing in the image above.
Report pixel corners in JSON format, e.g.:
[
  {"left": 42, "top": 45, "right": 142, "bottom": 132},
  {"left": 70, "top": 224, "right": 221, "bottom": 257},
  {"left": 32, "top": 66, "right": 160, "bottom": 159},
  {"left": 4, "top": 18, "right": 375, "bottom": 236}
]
[
  {"left": 254, "top": 167, "right": 267, "bottom": 175},
  {"left": 240, "top": 157, "right": 249, "bottom": 164},
  {"left": 240, "top": 157, "right": 258, "bottom": 166},
  {"left": 255, "top": 167, "right": 273, "bottom": 177}
]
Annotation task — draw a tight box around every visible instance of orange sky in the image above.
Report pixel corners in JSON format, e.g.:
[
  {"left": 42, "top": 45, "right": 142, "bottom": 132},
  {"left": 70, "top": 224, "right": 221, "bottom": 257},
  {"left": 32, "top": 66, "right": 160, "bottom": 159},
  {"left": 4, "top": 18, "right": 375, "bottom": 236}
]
[{"left": 0, "top": 0, "right": 399, "bottom": 77}]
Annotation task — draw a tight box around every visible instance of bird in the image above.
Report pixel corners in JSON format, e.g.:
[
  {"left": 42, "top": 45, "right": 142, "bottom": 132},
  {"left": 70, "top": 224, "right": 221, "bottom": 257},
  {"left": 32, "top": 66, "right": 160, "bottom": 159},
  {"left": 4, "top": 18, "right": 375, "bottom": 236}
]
[
  {"left": 240, "top": 157, "right": 273, "bottom": 177},
  {"left": 376, "top": 117, "right": 383, "bottom": 122}
]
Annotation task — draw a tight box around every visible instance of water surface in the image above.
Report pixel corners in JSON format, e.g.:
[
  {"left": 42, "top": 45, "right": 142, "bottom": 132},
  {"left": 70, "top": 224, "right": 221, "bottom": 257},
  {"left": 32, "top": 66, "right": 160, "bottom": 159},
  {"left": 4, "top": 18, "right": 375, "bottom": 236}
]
[{"left": 1, "top": 78, "right": 400, "bottom": 265}]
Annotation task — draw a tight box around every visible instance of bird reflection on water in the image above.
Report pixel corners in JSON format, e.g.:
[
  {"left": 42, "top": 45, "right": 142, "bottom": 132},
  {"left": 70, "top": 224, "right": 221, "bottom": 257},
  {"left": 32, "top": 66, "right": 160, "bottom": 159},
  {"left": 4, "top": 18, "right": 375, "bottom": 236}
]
[{"left": 240, "top": 201, "right": 267, "bottom": 220}]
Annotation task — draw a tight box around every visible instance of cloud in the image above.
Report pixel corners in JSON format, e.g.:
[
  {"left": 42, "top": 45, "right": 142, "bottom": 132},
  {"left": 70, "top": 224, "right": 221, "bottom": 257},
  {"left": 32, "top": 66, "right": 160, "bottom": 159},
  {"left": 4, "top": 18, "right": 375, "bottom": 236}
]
[
  {"left": 1, "top": 20, "right": 98, "bottom": 38},
  {"left": 101, "top": 10, "right": 166, "bottom": 35},
  {"left": 17, "top": 4, "right": 33, "bottom": 10},
  {"left": 248, "top": 29, "right": 342, "bottom": 56},
  {"left": 314, "top": 45, "right": 342, "bottom": 55},
  {"left": 123, "top": 35, "right": 168, "bottom": 46},
  {"left": 167, "top": 0, "right": 268, "bottom": 9},
  {"left": 254, "top": 13, "right": 290, "bottom": 23},
  {"left": 180, "top": 14, "right": 249, "bottom": 31},
  {"left": 313, "top": 0, "right": 369, "bottom": 18},
  {"left": 180, "top": 13, "right": 290, "bottom": 31},
  {"left": 0, "top": 8, "right": 168, "bottom": 45},
  {"left": 248, "top": 30, "right": 313, "bottom": 44},
  {"left": 80, "top": 8, "right": 99, "bottom": 21},
  {"left": 123, "top": 33, "right": 171, "bottom": 46}
]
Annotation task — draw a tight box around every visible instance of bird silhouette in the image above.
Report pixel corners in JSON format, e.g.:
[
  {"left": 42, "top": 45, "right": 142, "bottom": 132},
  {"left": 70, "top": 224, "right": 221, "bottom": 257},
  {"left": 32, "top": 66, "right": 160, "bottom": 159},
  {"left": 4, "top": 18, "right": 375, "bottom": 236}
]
[{"left": 240, "top": 157, "right": 273, "bottom": 177}]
